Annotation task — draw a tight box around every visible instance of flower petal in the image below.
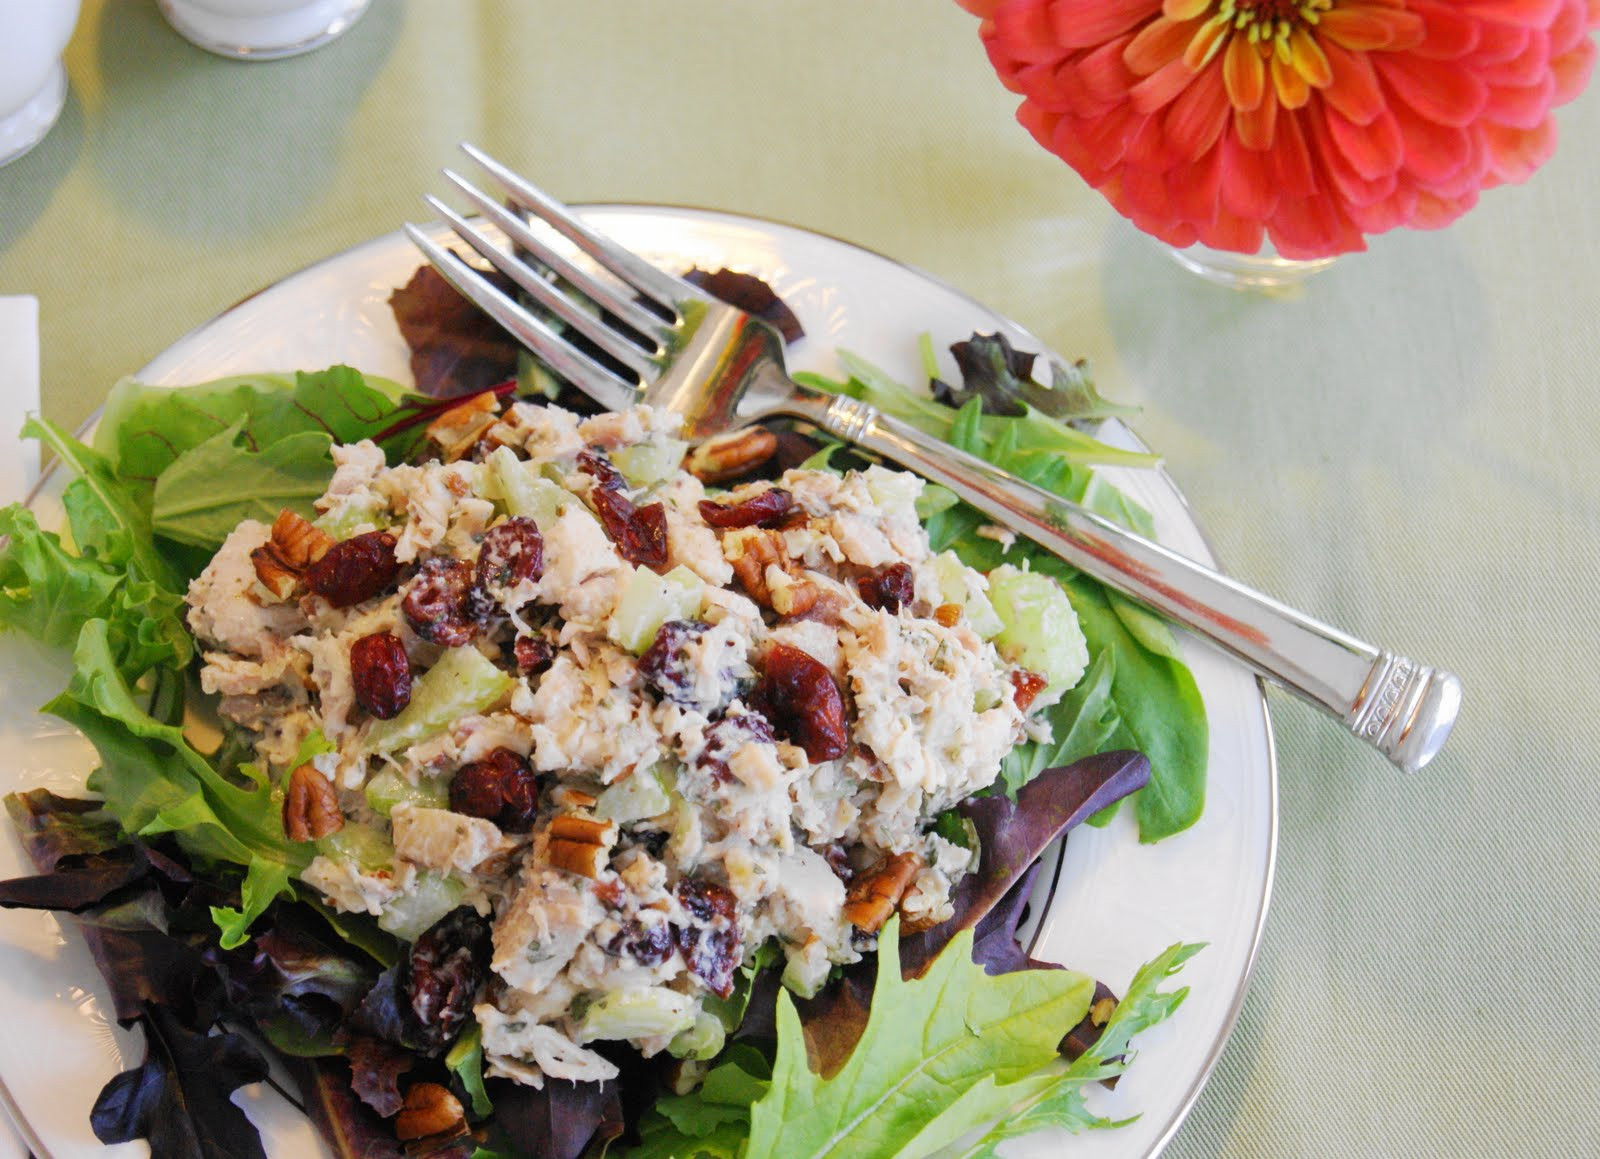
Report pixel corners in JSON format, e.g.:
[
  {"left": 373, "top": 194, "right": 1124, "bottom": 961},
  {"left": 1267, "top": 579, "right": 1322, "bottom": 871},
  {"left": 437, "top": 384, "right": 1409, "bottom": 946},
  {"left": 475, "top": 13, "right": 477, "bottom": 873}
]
[
  {"left": 1223, "top": 34, "right": 1268, "bottom": 111},
  {"left": 1129, "top": 56, "right": 1198, "bottom": 113},
  {"left": 1124, "top": 14, "right": 1200, "bottom": 75},
  {"left": 1315, "top": 5, "right": 1404, "bottom": 51},
  {"left": 1324, "top": 105, "right": 1407, "bottom": 180},
  {"left": 1319, "top": 41, "right": 1387, "bottom": 125},
  {"left": 1233, "top": 86, "right": 1279, "bottom": 149},
  {"left": 1047, "top": 0, "right": 1161, "bottom": 49},
  {"left": 1376, "top": 51, "right": 1490, "bottom": 126},
  {"left": 1163, "top": 61, "right": 1234, "bottom": 157},
  {"left": 1288, "top": 28, "right": 1334, "bottom": 88},
  {"left": 1405, "top": 0, "right": 1483, "bottom": 58},
  {"left": 987, "top": 0, "right": 1065, "bottom": 64},
  {"left": 1272, "top": 51, "right": 1313, "bottom": 109},
  {"left": 1218, "top": 129, "right": 1281, "bottom": 220},
  {"left": 1483, "top": 74, "right": 1558, "bottom": 128}
]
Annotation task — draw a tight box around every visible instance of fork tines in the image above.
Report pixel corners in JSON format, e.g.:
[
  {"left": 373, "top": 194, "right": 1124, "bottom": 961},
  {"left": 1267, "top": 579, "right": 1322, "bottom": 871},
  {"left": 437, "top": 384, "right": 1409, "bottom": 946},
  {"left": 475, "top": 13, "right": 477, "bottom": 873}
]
[{"left": 405, "top": 143, "right": 709, "bottom": 407}]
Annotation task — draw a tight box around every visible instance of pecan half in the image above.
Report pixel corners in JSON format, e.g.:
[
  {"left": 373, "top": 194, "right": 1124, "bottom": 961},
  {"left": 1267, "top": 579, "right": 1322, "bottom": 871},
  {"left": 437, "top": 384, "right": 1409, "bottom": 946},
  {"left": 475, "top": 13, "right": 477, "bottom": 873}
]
[
  {"left": 841, "top": 851, "right": 922, "bottom": 932},
  {"left": 283, "top": 763, "right": 344, "bottom": 842},
  {"left": 394, "top": 1082, "right": 466, "bottom": 1142},
  {"left": 933, "top": 602, "right": 963, "bottom": 628},
  {"left": 425, "top": 390, "right": 501, "bottom": 462},
  {"left": 250, "top": 509, "right": 335, "bottom": 600},
  {"left": 685, "top": 426, "right": 778, "bottom": 484},
  {"left": 724, "top": 528, "right": 817, "bottom": 614},
  {"left": 546, "top": 814, "right": 617, "bottom": 878}
]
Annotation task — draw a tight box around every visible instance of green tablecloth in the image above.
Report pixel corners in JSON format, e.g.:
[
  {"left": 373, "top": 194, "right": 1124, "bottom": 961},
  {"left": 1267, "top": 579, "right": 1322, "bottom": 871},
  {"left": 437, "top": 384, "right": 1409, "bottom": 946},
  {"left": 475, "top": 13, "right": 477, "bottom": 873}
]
[{"left": 2, "top": 2, "right": 1596, "bottom": 1155}]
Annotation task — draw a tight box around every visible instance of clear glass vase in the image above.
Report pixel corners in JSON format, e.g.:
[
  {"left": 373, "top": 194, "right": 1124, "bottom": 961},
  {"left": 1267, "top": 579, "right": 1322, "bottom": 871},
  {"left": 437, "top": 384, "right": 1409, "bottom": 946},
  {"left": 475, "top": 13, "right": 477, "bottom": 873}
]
[{"left": 1166, "top": 239, "right": 1338, "bottom": 295}]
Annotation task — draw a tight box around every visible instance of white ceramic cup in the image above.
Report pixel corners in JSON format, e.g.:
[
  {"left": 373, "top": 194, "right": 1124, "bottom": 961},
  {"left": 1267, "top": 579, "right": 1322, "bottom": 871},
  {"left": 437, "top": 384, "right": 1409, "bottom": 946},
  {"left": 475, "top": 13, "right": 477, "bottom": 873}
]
[
  {"left": 0, "top": 0, "right": 79, "bottom": 166},
  {"left": 157, "top": 0, "right": 372, "bottom": 60}
]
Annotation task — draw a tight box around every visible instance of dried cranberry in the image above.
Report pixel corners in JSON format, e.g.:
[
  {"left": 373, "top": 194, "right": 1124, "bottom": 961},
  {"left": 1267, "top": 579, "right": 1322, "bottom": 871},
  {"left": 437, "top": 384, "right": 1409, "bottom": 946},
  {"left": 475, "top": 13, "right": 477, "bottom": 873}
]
[
  {"left": 449, "top": 748, "right": 539, "bottom": 832},
  {"left": 306, "top": 531, "right": 400, "bottom": 608},
  {"left": 822, "top": 843, "right": 854, "bottom": 883},
  {"left": 592, "top": 488, "right": 668, "bottom": 568},
  {"left": 677, "top": 878, "right": 738, "bottom": 922},
  {"left": 1010, "top": 669, "right": 1049, "bottom": 713},
  {"left": 677, "top": 923, "right": 741, "bottom": 998},
  {"left": 511, "top": 634, "right": 554, "bottom": 674},
  {"left": 350, "top": 631, "right": 412, "bottom": 720},
  {"left": 577, "top": 446, "right": 628, "bottom": 492},
  {"left": 402, "top": 558, "right": 483, "bottom": 647},
  {"left": 673, "top": 879, "right": 741, "bottom": 998},
  {"left": 405, "top": 906, "right": 491, "bottom": 1052},
  {"left": 696, "top": 711, "right": 778, "bottom": 784},
  {"left": 697, "top": 488, "right": 795, "bottom": 529},
  {"left": 750, "top": 642, "right": 849, "bottom": 762},
  {"left": 638, "top": 620, "right": 710, "bottom": 704},
  {"left": 856, "top": 561, "right": 916, "bottom": 613},
  {"left": 608, "top": 916, "right": 674, "bottom": 967},
  {"left": 475, "top": 517, "right": 544, "bottom": 592}
]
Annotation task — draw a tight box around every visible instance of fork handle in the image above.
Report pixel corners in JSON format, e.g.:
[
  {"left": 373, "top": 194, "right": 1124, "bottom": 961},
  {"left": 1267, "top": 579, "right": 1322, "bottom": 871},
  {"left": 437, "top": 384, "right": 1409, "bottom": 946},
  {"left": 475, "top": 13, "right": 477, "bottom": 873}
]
[{"left": 810, "top": 393, "right": 1461, "bottom": 774}]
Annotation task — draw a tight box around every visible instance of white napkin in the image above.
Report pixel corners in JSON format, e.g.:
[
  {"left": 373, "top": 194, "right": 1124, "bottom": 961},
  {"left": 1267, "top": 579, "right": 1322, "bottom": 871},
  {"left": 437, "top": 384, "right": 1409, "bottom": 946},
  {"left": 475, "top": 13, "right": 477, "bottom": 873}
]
[{"left": 0, "top": 295, "right": 41, "bottom": 504}]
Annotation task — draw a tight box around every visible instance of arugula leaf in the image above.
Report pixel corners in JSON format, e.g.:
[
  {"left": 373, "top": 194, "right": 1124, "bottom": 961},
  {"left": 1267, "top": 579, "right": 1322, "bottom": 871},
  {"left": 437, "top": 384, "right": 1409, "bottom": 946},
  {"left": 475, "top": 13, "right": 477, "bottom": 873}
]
[
  {"left": 743, "top": 920, "right": 1095, "bottom": 1159},
  {"left": 957, "top": 943, "right": 1206, "bottom": 1155}
]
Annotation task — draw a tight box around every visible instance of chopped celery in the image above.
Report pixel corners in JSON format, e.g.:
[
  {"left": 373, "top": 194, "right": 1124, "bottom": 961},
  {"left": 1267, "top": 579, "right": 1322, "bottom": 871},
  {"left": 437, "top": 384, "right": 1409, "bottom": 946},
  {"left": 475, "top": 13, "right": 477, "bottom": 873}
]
[
  {"left": 315, "top": 823, "right": 394, "bottom": 870},
  {"left": 487, "top": 446, "right": 568, "bottom": 528},
  {"left": 378, "top": 872, "right": 466, "bottom": 941},
  {"left": 577, "top": 987, "right": 697, "bottom": 1043},
  {"left": 864, "top": 465, "right": 922, "bottom": 520},
  {"left": 365, "top": 768, "right": 449, "bottom": 817},
  {"left": 929, "top": 551, "right": 1004, "bottom": 639},
  {"left": 595, "top": 765, "right": 673, "bottom": 824},
  {"left": 987, "top": 565, "right": 1089, "bottom": 697},
  {"left": 608, "top": 565, "right": 705, "bottom": 654},
  {"left": 312, "top": 497, "right": 389, "bottom": 540},
  {"left": 667, "top": 1010, "right": 726, "bottom": 1060},
  {"left": 611, "top": 437, "right": 689, "bottom": 490},
  {"left": 366, "top": 646, "right": 515, "bottom": 756}
]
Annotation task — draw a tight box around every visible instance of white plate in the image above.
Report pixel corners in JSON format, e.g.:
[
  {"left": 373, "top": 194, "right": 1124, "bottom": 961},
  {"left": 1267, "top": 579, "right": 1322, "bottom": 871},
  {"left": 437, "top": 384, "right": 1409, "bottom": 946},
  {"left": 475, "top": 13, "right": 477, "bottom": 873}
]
[{"left": 0, "top": 207, "right": 1276, "bottom": 1158}]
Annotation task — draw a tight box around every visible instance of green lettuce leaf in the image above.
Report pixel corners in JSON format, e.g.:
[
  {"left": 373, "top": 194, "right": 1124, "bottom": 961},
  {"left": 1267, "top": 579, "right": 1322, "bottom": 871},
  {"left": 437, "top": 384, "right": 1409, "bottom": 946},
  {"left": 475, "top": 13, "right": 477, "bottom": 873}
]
[
  {"left": 46, "top": 619, "right": 308, "bottom": 880},
  {"left": 152, "top": 423, "right": 341, "bottom": 548},
  {"left": 94, "top": 366, "right": 420, "bottom": 489},
  {"left": 958, "top": 942, "right": 1206, "bottom": 1155},
  {"left": 743, "top": 920, "right": 1094, "bottom": 1159},
  {"left": 0, "top": 421, "right": 192, "bottom": 680}
]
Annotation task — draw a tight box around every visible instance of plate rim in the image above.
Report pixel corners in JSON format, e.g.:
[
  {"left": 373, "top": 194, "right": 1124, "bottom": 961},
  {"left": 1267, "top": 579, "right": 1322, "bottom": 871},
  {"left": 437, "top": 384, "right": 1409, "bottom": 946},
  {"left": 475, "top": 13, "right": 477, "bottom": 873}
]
[{"left": 10, "top": 204, "right": 1278, "bottom": 1159}]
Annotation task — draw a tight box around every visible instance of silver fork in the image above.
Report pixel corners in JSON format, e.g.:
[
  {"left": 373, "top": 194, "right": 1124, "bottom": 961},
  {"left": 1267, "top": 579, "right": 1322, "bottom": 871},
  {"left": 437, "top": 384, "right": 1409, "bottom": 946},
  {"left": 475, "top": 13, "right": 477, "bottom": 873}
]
[{"left": 403, "top": 143, "right": 1461, "bottom": 775}]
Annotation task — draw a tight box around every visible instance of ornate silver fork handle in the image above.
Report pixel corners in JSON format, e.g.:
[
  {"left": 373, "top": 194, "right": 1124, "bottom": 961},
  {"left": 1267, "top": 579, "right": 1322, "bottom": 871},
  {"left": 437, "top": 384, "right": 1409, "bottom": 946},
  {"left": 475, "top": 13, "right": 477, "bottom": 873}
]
[{"left": 804, "top": 391, "right": 1462, "bottom": 775}]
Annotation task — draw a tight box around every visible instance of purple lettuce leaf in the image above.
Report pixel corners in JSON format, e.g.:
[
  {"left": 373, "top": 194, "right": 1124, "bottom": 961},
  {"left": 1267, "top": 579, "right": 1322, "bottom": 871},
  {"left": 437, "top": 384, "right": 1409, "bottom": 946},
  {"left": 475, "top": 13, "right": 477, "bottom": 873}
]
[
  {"left": 489, "top": 1077, "right": 625, "bottom": 1159},
  {"left": 90, "top": 1003, "right": 270, "bottom": 1159},
  {"left": 388, "top": 265, "right": 522, "bottom": 400}
]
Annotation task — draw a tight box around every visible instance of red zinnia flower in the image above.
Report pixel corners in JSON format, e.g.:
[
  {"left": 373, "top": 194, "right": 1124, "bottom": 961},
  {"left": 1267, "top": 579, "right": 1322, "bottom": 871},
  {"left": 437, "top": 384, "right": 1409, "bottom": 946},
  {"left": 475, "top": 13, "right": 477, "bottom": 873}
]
[{"left": 960, "top": 0, "right": 1600, "bottom": 257}]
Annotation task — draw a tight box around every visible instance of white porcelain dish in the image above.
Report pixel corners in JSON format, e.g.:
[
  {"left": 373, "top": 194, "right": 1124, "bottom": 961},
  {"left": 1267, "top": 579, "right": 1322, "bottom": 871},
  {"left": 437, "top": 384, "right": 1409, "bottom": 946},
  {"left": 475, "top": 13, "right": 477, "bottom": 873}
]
[{"left": 0, "top": 207, "right": 1276, "bottom": 1158}]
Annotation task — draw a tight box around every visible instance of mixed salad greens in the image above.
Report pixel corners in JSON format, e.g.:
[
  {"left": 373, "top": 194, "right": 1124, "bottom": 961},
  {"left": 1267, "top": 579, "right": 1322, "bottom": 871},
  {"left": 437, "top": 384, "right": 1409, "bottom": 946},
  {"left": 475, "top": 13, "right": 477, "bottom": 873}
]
[{"left": 0, "top": 267, "right": 1207, "bottom": 1159}]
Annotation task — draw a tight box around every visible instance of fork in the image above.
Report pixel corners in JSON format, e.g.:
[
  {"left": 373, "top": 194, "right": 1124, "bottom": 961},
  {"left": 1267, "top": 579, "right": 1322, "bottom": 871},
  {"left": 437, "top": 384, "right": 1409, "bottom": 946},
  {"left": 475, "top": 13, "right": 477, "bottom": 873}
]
[{"left": 403, "top": 144, "right": 1461, "bottom": 775}]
